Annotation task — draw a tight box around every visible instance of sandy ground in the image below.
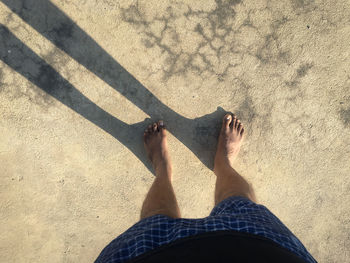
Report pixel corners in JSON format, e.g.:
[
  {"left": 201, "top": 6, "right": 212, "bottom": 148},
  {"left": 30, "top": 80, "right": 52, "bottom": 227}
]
[{"left": 1, "top": 0, "right": 350, "bottom": 262}]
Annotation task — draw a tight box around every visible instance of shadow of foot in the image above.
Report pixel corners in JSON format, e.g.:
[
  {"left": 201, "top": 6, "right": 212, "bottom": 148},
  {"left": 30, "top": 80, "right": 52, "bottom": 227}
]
[
  {"left": 115, "top": 107, "right": 227, "bottom": 174},
  {"left": 166, "top": 107, "right": 227, "bottom": 170}
]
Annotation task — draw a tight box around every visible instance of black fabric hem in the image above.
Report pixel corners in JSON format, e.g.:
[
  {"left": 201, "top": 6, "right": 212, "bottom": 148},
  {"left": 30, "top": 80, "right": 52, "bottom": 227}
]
[{"left": 126, "top": 230, "right": 308, "bottom": 263}]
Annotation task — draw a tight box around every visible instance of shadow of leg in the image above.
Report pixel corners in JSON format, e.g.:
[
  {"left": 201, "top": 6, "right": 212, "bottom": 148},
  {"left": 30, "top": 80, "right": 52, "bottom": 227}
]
[
  {"left": 0, "top": 25, "right": 153, "bottom": 172},
  {"left": 1, "top": 3, "right": 230, "bottom": 171}
]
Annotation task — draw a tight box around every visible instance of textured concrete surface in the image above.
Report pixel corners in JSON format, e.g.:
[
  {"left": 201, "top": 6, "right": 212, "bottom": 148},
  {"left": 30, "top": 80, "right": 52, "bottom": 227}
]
[{"left": 0, "top": 0, "right": 349, "bottom": 262}]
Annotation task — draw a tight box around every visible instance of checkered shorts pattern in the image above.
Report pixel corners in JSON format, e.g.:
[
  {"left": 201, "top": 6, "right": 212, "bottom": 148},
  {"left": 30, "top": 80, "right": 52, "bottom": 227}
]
[{"left": 95, "top": 196, "right": 316, "bottom": 263}]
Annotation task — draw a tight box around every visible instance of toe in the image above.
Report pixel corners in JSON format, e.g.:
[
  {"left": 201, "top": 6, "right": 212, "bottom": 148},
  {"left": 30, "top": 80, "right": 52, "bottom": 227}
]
[
  {"left": 223, "top": 114, "right": 232, "bottom": 129},
  {"left": 238, "top": 123, "right": 243, "bottom": 133},
  {"left": 232, "top": 115, "right": 237, "bottom": 128},
  {"left": 143, "top": 128, "right": 149, "bottom": 142},
  {"left": 158, "top": 120, "right": 166, "bottom": 135},
  {"left": 240, "top": 127, "right": 245, "bottom": 136},
  {"left": 152, "top": 122, "right": 158, "bottom": 132},
  {"left": 235, "top": 119, "right": 240, "bottom": 129},
  {"left": 158, "top": 120, "right": 165, "bottom": 129},
  {"left": 147, "top": 124, "right": 153, "bottom": 133}
]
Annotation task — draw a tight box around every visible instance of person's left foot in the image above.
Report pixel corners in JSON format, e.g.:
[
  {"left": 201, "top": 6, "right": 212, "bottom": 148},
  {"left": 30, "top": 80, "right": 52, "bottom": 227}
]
[{"left": 144, "top": 121, "right": 172, "bottom": 175}]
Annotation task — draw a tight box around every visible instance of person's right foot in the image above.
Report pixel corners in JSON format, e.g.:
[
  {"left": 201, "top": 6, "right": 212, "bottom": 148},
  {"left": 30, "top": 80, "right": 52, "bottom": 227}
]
[
  {"left": 214, "top": 113, "right": 244, "bottom": 173},
  {"left": 143, "top": 121, "right": 172, "bottom": 175}
]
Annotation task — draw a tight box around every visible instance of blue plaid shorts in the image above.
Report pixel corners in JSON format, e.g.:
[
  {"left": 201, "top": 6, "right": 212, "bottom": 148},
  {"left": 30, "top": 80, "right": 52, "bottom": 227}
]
[{"left": 95, "top": 196, "right": 316, "bottom": 263}]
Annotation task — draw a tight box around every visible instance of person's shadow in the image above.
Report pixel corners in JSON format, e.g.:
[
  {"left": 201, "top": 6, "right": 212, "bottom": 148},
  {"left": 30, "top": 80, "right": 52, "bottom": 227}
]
[{"left": 0, "top": 0, "right": 228, "bottom": 173}]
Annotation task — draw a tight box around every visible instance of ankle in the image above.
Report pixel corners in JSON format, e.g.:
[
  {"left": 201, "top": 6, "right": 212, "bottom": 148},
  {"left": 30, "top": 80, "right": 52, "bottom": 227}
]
[
  {"left": 154, "top": 162, "right": 172, "bottom": 177},
  {"left": 213, "top": 159, "right": 233, "bottom": 176}
]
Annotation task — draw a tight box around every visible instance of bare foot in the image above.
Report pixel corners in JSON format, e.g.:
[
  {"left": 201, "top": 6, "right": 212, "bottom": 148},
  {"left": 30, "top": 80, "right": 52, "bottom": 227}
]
[
  {"left": 144, "top": 121, "right": 172, "bottom": 175},
  {"left": 214, "top": 113, "right": 244, "bottom": 173}
]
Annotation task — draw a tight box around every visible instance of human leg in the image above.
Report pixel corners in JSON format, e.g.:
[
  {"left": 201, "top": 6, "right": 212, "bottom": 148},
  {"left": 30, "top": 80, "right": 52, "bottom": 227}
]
[
  {"left": 140, "top": 121, "right": 181, "bottom": 219},
  {"left": 213, "top": 114, "right": 256, "bottom": 205}
]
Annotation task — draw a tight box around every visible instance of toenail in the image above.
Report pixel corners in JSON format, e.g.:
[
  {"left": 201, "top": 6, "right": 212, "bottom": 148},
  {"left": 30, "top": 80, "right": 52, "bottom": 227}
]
[
  {"left": 226, "top": 115, "right": 231, "bottom": 120},
  {"left": 159, "top": 121, "right": 164, "bottom": 127}
]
